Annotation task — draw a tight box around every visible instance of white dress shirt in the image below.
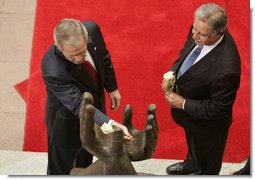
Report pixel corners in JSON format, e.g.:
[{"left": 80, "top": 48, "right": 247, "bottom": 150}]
[
  {"left": 85, "top": 51, "right": 97, "bottom": 72},
  {"left": 193, "top": 35, "right": 224, "bottom": 65}
]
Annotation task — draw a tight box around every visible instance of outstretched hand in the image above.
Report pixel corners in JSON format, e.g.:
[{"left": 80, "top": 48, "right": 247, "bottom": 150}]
[
  {"left": 122, "top": 104, "right": 158, "bottom": 161},
  {"left": 71, "top": 92, "right": 158, "bottom": 175}
]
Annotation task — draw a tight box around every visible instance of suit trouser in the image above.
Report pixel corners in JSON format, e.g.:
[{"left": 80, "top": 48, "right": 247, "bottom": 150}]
[
  {"left": 47, "top": 136, "right": 93, "bottom": 175},
  {"left": 183, "top": 128, "right": 229, "bottom": 175}
]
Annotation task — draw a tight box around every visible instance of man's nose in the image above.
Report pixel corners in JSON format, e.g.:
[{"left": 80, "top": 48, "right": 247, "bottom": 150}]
[{"left": 192, "top": 31, "right": 199, "bottom": 39}]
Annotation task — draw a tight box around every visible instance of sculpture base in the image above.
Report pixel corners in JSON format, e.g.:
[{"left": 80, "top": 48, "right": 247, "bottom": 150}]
[{"left": 137, "top": 172, "right": 155, "bottom": 175}]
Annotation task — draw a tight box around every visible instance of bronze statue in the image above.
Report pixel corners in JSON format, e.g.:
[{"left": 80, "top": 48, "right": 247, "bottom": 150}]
[{"left": 70, "top": 92, "right": 158, "bottom": 175}]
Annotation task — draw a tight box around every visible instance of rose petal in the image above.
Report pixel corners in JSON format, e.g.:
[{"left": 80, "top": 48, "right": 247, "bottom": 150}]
[
  {"left": 163, "top": 71, "right": 175, "bottom": 80},
  {"left": 100, "top": 122, "right": 114, "bottom": 134}
]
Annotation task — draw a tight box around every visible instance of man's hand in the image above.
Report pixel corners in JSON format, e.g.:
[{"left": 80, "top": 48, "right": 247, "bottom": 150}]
[
  {"left": 111, "top": 121, "right": 134, "bottom": 144},
  {"left": 161, "top": 78, "right": 169, "bottom": 93},
  {"left": 161, "top": 71, "right": 176, "bottom": 93},
  {"left": 164, "top": 91, "right": 185, "bottom": 109},
  {"left": 108, "top": 89, "right": 121, "bottom": 110},
  {"left": 122, "top": 104, "right": 158, "bottom": 161}
]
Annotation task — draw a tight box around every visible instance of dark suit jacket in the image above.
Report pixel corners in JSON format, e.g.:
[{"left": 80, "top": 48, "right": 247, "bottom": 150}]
[
  {"left": 171, "top": 28, "right": 241, "bottom": 133},
  {"left": 41, "top": 20, "right": 118, "bottom": 148}
]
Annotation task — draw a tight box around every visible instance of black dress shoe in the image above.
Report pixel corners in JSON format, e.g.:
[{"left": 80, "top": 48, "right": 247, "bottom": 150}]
[
  {"left": 232, "top": 169, "right": 250, "bottom": 175},
  {"left": 166, "top": 162, "right": 195, "bottom": 175}
]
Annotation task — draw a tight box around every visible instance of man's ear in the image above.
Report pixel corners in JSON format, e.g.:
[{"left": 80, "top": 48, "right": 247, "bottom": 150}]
[{"left": 218, "top": 30, "right": 224, "bottom": 35}]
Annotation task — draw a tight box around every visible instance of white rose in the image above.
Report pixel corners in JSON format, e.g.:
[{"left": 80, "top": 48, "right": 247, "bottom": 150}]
[
  {"left": 100, "top": 122, "right": 114, "bottom": 134},
  {"left": 163, "top": 71, "right": 175, "bottom": 80}
]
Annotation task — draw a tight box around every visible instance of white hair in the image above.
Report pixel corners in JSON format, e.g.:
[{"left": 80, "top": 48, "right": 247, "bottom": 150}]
[
  {"left": 54, "top": 18, "right": 88, "bottom": 49},
  {"left": 195, "top": 3, "right": 227, "bottom": 33}
]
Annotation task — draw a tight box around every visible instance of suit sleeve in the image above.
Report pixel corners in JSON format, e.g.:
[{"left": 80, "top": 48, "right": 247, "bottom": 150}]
[
  {"left": 96, "top": 25, "right": 118, "bottom": 92},
  {"left": 43, "top": 75, "right": 110, "bottom": 125},
  {"left": 184, "top": 73, "right": 240, "bottom": 120},
  {"left": 103, "top": 44, "right": 118, "bottom": 93}
]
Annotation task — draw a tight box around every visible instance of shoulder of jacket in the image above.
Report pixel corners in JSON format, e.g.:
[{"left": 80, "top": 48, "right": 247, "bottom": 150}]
[
  {"left": 42, "top": 45, "right": 69, "bottom": 76},
  {"left": 83, "top": 20, "right": 99, "bottom": 29}
]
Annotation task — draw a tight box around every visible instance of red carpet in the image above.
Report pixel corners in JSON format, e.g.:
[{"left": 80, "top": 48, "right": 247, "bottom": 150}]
[
  {"left": 14, "top": 79, "right": 28, "bottom": 103},
  {"left": 15, "top": 0, "right": 250, "bottom": 162}
]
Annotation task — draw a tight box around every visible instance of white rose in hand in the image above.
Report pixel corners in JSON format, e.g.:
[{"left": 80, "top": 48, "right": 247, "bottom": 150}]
[
  {"left": 100, "top": 122, "right": 114, "bottom": 134},
  {"left": 163, "top": 71, "right": 176, "bottom": 92},
  {"left": 163, "top": 71, "right": 175, "bottom": 80}
]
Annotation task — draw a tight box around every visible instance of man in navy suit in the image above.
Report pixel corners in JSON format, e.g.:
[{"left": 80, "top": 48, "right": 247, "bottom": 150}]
[
  {"left": 162, "top": 3, "right": 241, "bottom": 175},
  {"left": 41, "top": 18, "right": 132, "bottom": 175}
]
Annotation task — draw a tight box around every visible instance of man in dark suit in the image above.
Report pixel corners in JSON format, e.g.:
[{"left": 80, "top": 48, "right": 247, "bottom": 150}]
[
  {"left": 162, "top": 3, "right": 241, "bottom": 175},
  {"left": 41, "top": 18, "right": 133, "bottom": 175}
]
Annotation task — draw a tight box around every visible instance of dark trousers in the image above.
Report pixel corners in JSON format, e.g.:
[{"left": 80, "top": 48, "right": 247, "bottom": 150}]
[
  {"left": 183, "top": 128, "right": 229, "bottom": 175},
  {"left": 47, "top": 136, "right": 93, "bottom": 175}
]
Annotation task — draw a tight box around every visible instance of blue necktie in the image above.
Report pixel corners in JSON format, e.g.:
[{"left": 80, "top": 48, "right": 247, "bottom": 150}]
[{"left": 177, "top": 45, "right": 203, "bottom": 79}]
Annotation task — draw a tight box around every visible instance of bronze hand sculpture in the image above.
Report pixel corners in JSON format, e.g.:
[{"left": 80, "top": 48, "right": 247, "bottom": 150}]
[{"left": 70, "top": 92, "right": 158, "bottom": 175}]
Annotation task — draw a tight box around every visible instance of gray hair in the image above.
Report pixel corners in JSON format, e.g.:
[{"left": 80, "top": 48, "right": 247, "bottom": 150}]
[
  {"left": 54, "top": 18, "right": 88, "bottom": 49},
  {"left": 195, "top": 3, "right": 227, "bottom": 33}
]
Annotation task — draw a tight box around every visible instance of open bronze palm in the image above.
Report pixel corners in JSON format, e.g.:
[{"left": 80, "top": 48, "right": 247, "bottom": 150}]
[{"left": 70, "top": 92, "right": 159, "bottom": 175}]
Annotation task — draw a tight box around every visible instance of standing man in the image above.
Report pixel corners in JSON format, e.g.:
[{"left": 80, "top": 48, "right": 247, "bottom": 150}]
[
  {"left": 162, "top": 3, "right": 241, "bottom": 175},
  {"left": 41, "top": 18, "right": 132, "bottom": 175}
]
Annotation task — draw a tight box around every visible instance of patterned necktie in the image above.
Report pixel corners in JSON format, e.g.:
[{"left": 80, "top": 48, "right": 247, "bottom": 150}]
[
  {"left": 83, "top": 59, "right": 99, "bottom": 87},
  {"left": 177, "top": 45, "right": 204, "bottom": 79}
]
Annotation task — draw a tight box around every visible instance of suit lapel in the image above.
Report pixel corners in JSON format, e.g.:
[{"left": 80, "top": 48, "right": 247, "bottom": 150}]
[
  {"left": 181, "top": 42, "right": 196, "bottom": 63},
  {"left": 176, "top": 38, "right": 224, "bottom": 83},
  {"left": 177, "top": 54, "right": 212, "bottom": 83},
  {"left": 173, "top": 41, "right": 196, "bottom": 77},
  {"left": 69, "top": 62, "right": 99, "bottom": 92}
]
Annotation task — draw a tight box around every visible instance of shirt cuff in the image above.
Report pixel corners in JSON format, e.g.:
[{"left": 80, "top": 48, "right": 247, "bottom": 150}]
[
  {"left": 183, "top": 99, "right": 186, "bottom": 110},
  {"left": 108, "top": 119, "right": 115, "bottom": 125}
]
